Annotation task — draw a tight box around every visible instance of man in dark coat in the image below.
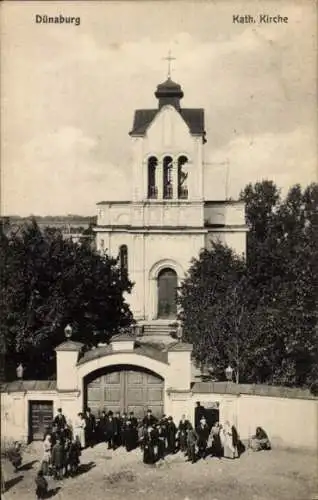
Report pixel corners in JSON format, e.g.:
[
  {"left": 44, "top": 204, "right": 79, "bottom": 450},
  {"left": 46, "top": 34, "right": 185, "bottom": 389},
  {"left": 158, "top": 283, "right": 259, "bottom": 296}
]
[
  {"left": 114, "top": 412, "right": 122, "bottom": 448},
  {"left": 196, "top": 416, "right": 210, "bottom": 459},
  {"left": 84, "top": 408, "right": 96, "bottom": 448},
  {"left": 194, "top": 402, "right": 206, "bottom": 429},
  {"left": 105, "top": 412, "right": 118, "bottom": 450},
  {"left": 156, "top": 423, "right": 166, "bottom": 460},
  {"left": 177, "top": 415, "right": 191, "bottom": 453},
  {"left": 53, "top": 408, "right": 67, "bottom": 439},
  {"left": 98, "top": 410, "right": 107, "bottom": 442},
  {"left": 124, "top": 420, "right": 135, "bottom": 452},
  {"left": 128, "top": 411, "right": 138, "bottom": 428},
  {"left": 166, "top": 416, "right": 177, "bottom": 454},
  {"left": 186, "top": 426, "right": 198, "bottom": 464},
  {"left": 143, "top": 409, "right": 157, "bottom": 428},
  {"left": 121, "top": 412, "right": 128, "bottom": 448},
  {"left": 127, "top": 412, "right": 138, "bottom": 450}
]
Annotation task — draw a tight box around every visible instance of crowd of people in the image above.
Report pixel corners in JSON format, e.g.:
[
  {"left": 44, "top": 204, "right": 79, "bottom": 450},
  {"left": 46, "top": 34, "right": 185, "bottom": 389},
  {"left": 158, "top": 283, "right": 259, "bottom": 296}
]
[{"left": 3, "top": 402, "right": 271, "bottom": 498}]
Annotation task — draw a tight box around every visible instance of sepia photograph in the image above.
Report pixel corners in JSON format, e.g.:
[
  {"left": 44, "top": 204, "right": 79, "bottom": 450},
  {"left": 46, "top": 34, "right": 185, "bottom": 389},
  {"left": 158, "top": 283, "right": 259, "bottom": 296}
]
[{"left": 0, "top": 1, "right": 317, "bottom": 499}]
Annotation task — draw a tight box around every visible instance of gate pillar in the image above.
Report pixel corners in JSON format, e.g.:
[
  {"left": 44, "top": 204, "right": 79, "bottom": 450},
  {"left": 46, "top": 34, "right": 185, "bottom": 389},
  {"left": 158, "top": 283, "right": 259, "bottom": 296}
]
[
  {"left": 167, "top": 342, "right": 193, "bottom": 391},
  {"left": 55, "top": 340, "right": 84, "bottom": 392}
]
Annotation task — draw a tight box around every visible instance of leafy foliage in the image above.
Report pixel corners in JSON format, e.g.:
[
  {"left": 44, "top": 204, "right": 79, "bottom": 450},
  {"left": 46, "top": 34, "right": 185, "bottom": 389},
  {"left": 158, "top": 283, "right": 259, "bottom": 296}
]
[
  {"left": 0, "top": 220, "right": 133, "bottom": 379},
  {"left": 179, "top": 182, "right": 318, "bottom": 388}
]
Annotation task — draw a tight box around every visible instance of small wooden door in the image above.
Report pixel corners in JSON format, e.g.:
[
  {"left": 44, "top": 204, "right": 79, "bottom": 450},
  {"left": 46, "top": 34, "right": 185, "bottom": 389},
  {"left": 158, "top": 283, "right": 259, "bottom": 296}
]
[
  {"left": 29, "top": 401, "right": 53, "bottom": 441},
  {"left": 157, "top": 268, "right": 178, "bottom": 319}
]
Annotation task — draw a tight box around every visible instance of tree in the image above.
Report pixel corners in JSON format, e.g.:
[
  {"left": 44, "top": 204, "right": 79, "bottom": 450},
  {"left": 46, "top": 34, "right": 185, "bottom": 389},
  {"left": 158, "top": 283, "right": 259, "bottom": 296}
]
[
  {"left": 241, "top": 182, "right": 318, "bottom": 386},
  {"left": 0, "top": 220, "right": 134, "bottom": 379},
  {"left": 179, "top": 242, "right": 254, "bottom": 382},
  {"left": 179, "top": 181, "right": 318, "bottom": 388}
]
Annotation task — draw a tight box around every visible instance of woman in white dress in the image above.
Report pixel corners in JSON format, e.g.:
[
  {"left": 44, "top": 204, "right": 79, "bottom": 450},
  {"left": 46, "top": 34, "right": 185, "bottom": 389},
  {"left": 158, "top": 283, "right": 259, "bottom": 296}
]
[
  {"left": 73, "top": 412, "right": 86, "bottom": 449},
  {"left": 42, "top": 434, "right": 52, "bottom": 475},
  {"left": 221, "top": 421, "right": 238, "bottom": 459}
]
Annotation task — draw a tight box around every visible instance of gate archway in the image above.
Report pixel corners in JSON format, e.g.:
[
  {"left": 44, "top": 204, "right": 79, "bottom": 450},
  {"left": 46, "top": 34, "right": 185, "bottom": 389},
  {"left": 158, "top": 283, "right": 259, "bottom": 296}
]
[{"left": 85, "top": 365, "right": 164, "bottom": 418}]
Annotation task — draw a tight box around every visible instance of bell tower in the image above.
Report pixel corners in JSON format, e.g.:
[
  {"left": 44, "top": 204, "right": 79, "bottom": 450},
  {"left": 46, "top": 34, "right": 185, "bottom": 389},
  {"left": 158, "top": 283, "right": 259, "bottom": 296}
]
[
  {"left": 129, "top": 72, "right": 206, "bottom": 208},
  {"left": 95, "top": 63, "right": 247, "bottom": 327}
]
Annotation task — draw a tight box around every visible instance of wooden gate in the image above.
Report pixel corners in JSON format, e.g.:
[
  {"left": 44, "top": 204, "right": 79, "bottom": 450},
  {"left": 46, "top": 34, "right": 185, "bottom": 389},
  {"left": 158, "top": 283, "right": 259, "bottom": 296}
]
[
  {"left": 86, "top": 367, "right": 164, "bottom": 418},
  {"left": 29, "top": 401, "right": 53, "bottom": 441}
]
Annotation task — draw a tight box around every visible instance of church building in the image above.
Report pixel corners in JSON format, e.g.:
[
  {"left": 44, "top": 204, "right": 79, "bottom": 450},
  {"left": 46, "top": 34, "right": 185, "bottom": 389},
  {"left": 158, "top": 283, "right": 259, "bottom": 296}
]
[
  {"left": 2, "top": 72, "right": 316, "bottom": 449},
  {"left": 95, "top": 74, "right": 247, "bottom": 339}
]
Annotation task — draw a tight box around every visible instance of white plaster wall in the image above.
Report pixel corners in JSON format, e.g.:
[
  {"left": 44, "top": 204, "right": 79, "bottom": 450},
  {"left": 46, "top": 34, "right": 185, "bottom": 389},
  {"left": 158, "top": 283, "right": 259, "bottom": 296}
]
[
  {"left": 144, "top": 232, "right": 205, "bottom": 319},
  {"left": 204, "top": 203, "right": 246, "bottom": 226},
  {"left": 135, "top": 106, "right": 204, "bottom": 202},
  {"left": 1, "top": 391, "right": 59, "bottom": 443},
  {"left": 97, "top": 204, "right": 131, "bottom": 226},
  {"left": 56, "top": 351, "right": 79, "bottom": 391},
  {"left": 168, "top": 391, "right": 318, "bottom": 450},
  {"left": 237, "top": 395, "right": 318, "bottom": 449},
  {"left": 206, "top": 231, "right": 246, "bottom": 256},
  {"left": 146, "top": 106, "right": 192, "bottom": 152},
  {"left": 131, "top": 202, "right": 204, "bottom": 228},
  {"left": 95, "top": 230, "right": 205, "bottom": 319},
  {"left": 1, "top": 392, "right": 27, "bottom": 442},
  {"left": 131, "top": 137, "right": 145, "bottom": 202},
  {"left": 224, "top": 203, "right": 246, "bottom": 226},
  {"left": 167, "top": 351, "right": 192, "bottom": 392},
  {"left": 2, "top": 385, "right": 317, "bottom": 450},
  {"left": 169, "top": 392, "right": 238, "bottom": 429}
]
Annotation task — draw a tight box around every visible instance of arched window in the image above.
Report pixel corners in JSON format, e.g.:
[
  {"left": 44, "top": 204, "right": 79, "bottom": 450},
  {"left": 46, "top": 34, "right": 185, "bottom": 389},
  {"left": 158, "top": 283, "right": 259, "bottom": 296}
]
[
  {"left": 163, "top": 156, "right": 173, "bottom": 199},
  {"left": 147, "top": 157, "right": 158, "bottom": 199},
  {"left": 178, "top": 156, "right": 189, "bottom": 199},
  {"left": 119, "top": 245, "right": 128, "bottom": 274}
]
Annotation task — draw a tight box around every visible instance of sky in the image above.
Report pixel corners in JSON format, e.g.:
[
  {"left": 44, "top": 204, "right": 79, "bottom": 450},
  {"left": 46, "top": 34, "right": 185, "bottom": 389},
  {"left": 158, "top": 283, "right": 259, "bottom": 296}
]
[{"left": 1, "top": 0, "right": 317, "bottom": 216}]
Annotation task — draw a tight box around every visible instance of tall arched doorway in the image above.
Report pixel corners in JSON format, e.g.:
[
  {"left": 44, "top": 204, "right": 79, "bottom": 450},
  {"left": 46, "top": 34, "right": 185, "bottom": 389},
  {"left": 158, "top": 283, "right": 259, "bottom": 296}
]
[
  {"left": 157, "top": 268, "right": 178, "bottom": 319},
  {"left": 85, "top": 365, "right": 164, "bottom": 418}
]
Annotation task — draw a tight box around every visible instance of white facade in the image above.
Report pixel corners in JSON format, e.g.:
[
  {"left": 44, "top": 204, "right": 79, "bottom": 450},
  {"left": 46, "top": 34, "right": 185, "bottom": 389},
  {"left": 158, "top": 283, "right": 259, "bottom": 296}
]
[
  {"left": 95, "top": 79, "right": 247, "bottom": 323},
  {"left": 2, "top": 338, "right": 317, "bottom": 451}
]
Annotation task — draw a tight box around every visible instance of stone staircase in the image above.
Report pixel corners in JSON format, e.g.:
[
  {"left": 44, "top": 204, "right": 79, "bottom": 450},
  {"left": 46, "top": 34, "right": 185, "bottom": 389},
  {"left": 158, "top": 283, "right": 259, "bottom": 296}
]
[
  {"left": 136, "top": 320, "right": 204, "bottom": 382},
  {"left": 136, "top": 320, "right": 177, "bottom": 345}
]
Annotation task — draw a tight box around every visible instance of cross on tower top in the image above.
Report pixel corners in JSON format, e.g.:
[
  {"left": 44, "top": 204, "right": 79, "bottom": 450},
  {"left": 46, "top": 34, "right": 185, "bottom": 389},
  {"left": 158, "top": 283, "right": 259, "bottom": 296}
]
[{"left": 162, "top": 50, "right": 176, "bottom": 79}]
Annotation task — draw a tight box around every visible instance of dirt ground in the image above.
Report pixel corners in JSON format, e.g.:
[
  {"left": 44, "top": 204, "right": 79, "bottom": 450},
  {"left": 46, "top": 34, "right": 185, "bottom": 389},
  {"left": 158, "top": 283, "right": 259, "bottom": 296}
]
[{"left": 2, "top": 442, "right": 317, "bottom": 500}]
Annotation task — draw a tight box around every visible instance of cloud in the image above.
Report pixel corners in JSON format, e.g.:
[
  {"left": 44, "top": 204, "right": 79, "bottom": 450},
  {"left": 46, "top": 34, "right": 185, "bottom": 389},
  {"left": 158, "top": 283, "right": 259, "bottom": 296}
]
[
  {"left": 1, "top": 1, "right": 316, "bottom": 215},
  {"left": 2, "top": 127, "right": 129, "bottom": 215},
  {"left": 205, "top": 127, "right": 317, "bottom": 200}
]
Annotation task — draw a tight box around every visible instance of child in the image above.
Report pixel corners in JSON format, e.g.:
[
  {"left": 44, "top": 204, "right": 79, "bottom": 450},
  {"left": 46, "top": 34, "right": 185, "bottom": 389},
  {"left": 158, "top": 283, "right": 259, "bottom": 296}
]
[
  {"left": 9, "top": 442, "right": 22, "bottom": 472},
  {"left": 51, "top": 437, "right": 64, "bottom": 480},
  {"left": 63, "top": 437, "right": 71, "bottom": 477},
  {"left": 35, "top": 470, "right": 48, "bottom": 499},
  {"left": 41, "top": 434, "right": 52, "bottom": 476},
  {"left": 68, "top": 438, "right": 81, "bottom": 476}
]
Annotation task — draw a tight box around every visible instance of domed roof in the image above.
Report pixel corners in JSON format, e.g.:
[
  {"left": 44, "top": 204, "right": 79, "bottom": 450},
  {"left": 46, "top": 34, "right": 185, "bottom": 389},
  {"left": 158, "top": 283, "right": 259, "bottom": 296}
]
[{"left": 155, "top": 78, "right": 184, "bottom": 99}]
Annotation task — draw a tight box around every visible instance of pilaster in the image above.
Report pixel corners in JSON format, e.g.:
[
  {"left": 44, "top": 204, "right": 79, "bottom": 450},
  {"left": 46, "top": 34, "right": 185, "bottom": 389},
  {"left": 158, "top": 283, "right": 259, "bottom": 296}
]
[
  {"left": 156, "top": 159, "right": 163, "bottom": 199},
  {"left": 172, "top": 159, "right": 178, "bottom": 200}
]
